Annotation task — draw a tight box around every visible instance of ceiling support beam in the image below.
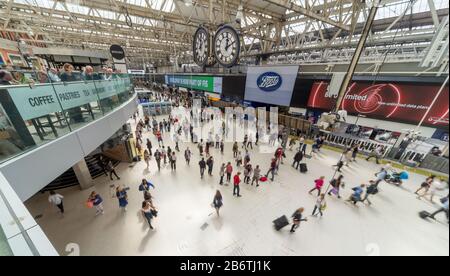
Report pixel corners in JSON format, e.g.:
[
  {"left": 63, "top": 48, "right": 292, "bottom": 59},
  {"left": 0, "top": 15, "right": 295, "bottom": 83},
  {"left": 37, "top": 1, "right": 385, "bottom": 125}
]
[{"left": 264, "top": 0, "right": 351, "bottom": 31}]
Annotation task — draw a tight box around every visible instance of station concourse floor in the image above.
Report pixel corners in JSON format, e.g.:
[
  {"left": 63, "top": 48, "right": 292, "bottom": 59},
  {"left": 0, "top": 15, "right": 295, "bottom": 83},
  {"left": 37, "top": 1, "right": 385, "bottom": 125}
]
[{"left": 24, "top": 116, "right": 449, "bottom": 256}]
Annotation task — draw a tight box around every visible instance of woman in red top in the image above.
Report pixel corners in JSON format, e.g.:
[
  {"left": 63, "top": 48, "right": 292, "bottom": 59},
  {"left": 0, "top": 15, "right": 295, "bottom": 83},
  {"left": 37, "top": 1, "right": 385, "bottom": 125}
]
[
  {"left": 309, "top": 176, "right": 325, "bottom": 196},
  {"left": 233, "top": 172, "right": 242, "bottom": 197},
  {"left": 275, "top": 147, "right": 284, "bottom": 165}
]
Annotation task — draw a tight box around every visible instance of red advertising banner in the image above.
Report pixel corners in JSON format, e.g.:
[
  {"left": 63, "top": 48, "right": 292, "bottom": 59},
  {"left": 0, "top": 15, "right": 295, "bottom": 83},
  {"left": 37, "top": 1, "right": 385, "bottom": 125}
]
[{"left": 308, "top": 81, "right": 449, "bottom": 127}]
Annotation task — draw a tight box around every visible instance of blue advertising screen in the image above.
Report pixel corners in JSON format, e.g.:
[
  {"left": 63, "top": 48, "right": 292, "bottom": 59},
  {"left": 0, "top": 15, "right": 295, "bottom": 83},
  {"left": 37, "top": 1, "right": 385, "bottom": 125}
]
[{"left": 244, "top": 65, "right": 299, "bottom": 106}]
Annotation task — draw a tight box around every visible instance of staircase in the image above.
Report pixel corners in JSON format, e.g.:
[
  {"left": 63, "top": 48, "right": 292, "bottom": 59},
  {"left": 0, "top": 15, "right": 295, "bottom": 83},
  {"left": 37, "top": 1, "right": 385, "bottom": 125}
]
[{"left": 40, "top": 154, "right": 120, "bottom": 192}]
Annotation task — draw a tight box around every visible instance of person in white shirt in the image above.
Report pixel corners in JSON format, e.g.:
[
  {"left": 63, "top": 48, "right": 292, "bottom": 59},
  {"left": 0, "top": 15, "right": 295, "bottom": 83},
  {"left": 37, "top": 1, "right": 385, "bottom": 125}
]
[
  {"left": 48, "top": 191, "right": 64, "bottom": 214},
  {"left": 429, "top": 196, "right": 449, "bottom": 223},
  {"left": 173, "top": 133, "right": 180, "bottom": 152},
  {"left": 103, "top": 68, "right": 113, "bottom": 80},
  {"left": 428, "top": 179, "right": 445, "bottom": 203},
  {"left": 312, "top": 194, "right": 326, "bottom": 217},
  {"left": 47, "top": 68, "right": 61, "bottom": 82},
  {"left": 299, "top": 136, "right": 305, "bottom": 147},
  {"left": 366, "top": 146, "right": 383, "bottom": 164},
  {"left": 170, "top": 152, "right": 177, "bottom": 171}
]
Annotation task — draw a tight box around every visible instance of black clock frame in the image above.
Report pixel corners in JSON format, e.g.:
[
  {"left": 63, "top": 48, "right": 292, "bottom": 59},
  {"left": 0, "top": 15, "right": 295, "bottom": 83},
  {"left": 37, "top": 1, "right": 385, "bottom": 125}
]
[{"left": 193, "top": 26, "right": 210, "bottom": 67}]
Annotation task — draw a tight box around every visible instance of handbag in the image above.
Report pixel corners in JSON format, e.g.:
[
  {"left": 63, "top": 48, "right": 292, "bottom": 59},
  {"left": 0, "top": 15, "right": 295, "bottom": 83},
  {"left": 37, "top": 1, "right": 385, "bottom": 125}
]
[
  {"left": 329, "top": 179, "right": 337, "bottom": 187},
  {"left": 85, "top": 200, "right": 94, "bottom": 209},
  {"left": 151, "top": 209, "right": 158, "bottom": 217},
  {"left": 369, "top": 187, "right": 379, "bottom": 195}
]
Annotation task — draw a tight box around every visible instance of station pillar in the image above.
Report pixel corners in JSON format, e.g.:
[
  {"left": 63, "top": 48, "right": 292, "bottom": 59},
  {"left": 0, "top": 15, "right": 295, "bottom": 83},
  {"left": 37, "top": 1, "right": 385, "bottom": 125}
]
[{"left": 73, "top": 159, "right": 94, "bottom": 190}]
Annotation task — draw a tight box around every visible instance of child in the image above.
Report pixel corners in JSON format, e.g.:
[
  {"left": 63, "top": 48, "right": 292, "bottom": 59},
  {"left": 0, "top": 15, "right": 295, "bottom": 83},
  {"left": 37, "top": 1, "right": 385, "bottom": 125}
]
[{"left": 309, "top": 176, "right": 325, "bottom": 196}]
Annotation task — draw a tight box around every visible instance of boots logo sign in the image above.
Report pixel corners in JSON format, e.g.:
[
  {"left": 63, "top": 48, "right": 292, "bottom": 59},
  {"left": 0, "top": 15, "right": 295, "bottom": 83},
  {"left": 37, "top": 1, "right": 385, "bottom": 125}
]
[
  {"left": 257, "top": 72, "right": 282, "bottom": 92},
  {"left": 245, "top": 66, "right": 298, "bottom": 106}
]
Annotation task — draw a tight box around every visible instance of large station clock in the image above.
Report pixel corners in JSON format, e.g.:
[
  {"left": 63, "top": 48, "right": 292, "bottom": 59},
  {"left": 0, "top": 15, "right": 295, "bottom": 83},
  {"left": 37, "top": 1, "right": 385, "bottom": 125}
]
[
  {"left": 193, "top": 26, "right": 210, "bottom": 67},
  {"left": 213, "top": 25, "right": 240, "bottom": 68}
]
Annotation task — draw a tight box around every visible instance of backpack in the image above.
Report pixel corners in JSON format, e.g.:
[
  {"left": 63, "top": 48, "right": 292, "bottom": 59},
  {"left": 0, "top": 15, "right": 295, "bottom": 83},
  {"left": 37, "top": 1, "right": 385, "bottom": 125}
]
[
  {"left": 367, "top": 185, "right": 378, "bottom": 195},
  {"left": 139, "top": 184, "right": 148, "bottom": 192},
  {"left": 330, "top": 179, "right": 337, "bottom": 187}
]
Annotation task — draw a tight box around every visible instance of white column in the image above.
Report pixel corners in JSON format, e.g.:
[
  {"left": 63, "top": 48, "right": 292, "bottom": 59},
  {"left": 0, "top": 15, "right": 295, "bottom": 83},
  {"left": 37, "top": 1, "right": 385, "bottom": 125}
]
[{"left": 72, "top": 159, "right": 93, "bottom": 190}]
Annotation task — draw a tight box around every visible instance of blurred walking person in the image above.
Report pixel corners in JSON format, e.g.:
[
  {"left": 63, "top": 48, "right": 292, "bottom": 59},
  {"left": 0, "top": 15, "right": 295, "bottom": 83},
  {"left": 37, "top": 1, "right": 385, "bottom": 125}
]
[
  {"left": 88, "top": 191, "right": 104, "bottom": 216},
  {"left": 212, "top": 190, "right": 223, "bottom": 217},
  {"left": 184, "top": 147, "right": 192, "bottom": 165},
  {"left": 48, "top": 191, "right": 65, "bottom": 214},
  {"left": 290, "top": 208, "right": 307, "bottom": 233},
  {"left": 312, "top": 194, "right": 326, "bottom": 217},
  {"left": 199, "top": 158, "right": 206, "bottom": 178},
  {"left": 309, "top": 176, "right": 325, "bottom": 196},
  {"left": 233, "top": 172, "right": 242, "bottom": 197},
  {"left": 251, "top": 165, "right": 261, "bottom": 187},
  {"left": 219, "top": 163, "right": 226, "bottom": 185},
  {"left": 226, "top": 162, "right": 233, "bottom": 184}
]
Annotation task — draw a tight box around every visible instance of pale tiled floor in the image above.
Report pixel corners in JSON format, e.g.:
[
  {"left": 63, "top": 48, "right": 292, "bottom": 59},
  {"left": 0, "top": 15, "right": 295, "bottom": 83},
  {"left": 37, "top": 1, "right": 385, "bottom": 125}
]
[{"left": 25, "top": 115, "right": 449, "bottom": 256}]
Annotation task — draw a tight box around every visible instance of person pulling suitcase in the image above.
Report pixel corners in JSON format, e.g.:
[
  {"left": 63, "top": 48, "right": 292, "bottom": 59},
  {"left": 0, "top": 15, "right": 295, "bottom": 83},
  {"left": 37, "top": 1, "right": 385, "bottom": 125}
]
[{"left": 290, "top": 208, "right": 307, "bottom": 233}]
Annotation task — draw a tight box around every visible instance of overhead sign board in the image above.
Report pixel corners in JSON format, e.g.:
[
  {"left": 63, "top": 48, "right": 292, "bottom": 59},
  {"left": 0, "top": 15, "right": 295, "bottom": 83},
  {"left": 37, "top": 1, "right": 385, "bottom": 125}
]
[
  {"left": 244, "top": 66, "right": 299, "bottom": 106},
  {"left": 110, "top": 44, "right": 125, "bottom": 60},
  {"left": 308, "top": 81, "right": 449, "bottom": 127},
  {"left": 165, "top": 75, "right": 223, "bottom": 94}
]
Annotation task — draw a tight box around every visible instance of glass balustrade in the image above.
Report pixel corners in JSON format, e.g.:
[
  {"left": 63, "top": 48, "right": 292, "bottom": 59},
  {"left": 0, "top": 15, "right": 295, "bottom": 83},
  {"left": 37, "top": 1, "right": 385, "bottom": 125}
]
[
  {"left": 0, "top": 226, "right": 12, "bottom": 256},
  {"left": 0, "top": 73, "right": 135, "bottom": 164},
  {"left": 0, "top": 171, "right": 57, "bottom": 256}
]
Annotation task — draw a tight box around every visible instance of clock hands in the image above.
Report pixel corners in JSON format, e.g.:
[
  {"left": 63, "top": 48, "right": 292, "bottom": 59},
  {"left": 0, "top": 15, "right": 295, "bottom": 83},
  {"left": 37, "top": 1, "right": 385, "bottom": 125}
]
[
  {"left": 225, "top": 38, "right": 231, "bottom": 51},
  {"left": 225, "top": 38, "right": 235, "bottom": 52}
]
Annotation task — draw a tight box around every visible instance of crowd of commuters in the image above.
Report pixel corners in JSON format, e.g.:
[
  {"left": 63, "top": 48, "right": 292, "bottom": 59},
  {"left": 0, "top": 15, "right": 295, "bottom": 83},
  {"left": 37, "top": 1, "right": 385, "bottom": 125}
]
[
  {"left": 0, "top": 64, "right": 123, "bottom": 86},
  {"left": 46, "top": 87, "right": 449, "bottom": 238}
]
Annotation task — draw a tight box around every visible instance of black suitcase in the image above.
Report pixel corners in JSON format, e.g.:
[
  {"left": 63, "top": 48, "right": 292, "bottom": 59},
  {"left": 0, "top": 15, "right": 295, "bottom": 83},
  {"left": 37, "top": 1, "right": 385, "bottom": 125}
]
[
  {"left": 299, "top": 163, "right": 308, "bottom": 173},
  {"left": 273, "top": 215, "right": 289, "bottom": 231},
  {"left": 419, "top": 211, "right": 430, "bottom": 219}
]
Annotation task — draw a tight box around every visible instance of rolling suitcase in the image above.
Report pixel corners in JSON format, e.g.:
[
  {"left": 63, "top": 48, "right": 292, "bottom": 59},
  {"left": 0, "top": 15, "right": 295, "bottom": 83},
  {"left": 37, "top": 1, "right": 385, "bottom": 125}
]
[
  {"left": 299, "top": 163, "right": 308, "bottom": 173},
  {"left": 419, "top": 211, "right": 430, "bottom": 219},
  {"left": 273, "top": 215, "right": 289, "bottom": 231}
]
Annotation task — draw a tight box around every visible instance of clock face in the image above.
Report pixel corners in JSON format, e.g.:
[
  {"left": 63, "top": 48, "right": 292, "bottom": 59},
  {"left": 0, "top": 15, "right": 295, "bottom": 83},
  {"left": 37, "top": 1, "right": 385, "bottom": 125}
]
[
  {"left": 193, "top": 27, "right": 209, "bottom": 67},
  {"left": 214, "top": 25, "right": 240, "bottom": 67}
]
